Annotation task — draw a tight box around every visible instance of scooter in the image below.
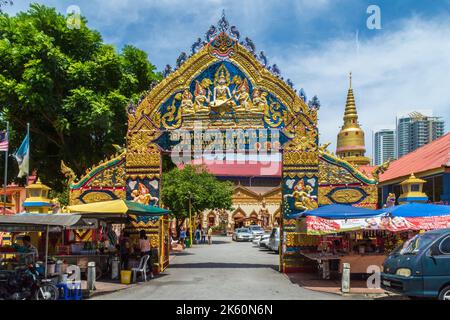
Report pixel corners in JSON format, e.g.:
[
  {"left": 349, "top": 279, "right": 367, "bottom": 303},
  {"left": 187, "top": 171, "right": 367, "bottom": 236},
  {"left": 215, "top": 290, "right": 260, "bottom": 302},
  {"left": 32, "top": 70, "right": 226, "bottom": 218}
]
[{"left": 0, "top": 264, "right": 59, "bottom": 300}]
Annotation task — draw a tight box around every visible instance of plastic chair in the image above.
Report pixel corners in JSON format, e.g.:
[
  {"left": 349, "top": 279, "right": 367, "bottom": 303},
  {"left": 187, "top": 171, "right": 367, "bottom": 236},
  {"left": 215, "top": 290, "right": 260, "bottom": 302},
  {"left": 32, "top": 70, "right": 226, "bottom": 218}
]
[{"left": 131, "top": 255, "right": 150, "bottom": 283}]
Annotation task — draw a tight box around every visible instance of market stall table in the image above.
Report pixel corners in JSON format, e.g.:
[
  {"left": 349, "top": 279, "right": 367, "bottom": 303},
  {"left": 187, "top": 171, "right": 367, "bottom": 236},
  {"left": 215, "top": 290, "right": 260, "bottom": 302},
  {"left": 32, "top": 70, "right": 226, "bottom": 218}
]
[
  {"left": 53, "top": 254, "right": 110, "bottom": 279},
  {"left": 300, "top": 252, "right": 343, "bottom": 279}
]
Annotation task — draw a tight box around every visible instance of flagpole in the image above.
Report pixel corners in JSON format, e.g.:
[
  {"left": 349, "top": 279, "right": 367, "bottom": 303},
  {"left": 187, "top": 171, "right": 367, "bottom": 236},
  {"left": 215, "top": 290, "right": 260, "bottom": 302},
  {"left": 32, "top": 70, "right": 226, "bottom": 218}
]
[
  {"left": 26, "top": 123, "right": 29, "bottom": 186},
  {"left": 3, "top": 122, "right": 9, "bottom": 215}
]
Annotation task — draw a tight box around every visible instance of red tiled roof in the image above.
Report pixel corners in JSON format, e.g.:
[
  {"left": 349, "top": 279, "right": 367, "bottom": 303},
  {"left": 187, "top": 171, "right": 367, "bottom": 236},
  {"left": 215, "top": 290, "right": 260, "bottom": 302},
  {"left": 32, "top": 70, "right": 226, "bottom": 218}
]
[
  {"left": 379, "top": 132, "right": 450, "bottom": 183},
  {"left": 358, "top": 165, "right": 377, "bottom": 179}
]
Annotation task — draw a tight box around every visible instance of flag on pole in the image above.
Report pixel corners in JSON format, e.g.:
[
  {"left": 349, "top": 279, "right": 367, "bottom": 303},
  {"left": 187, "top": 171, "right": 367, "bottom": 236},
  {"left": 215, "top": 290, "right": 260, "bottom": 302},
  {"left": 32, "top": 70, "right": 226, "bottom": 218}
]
[
  {"left": 14, "top": 134, "right": 29, "bottom": 178},
  {"left": 0, "top": 131, "right": 8, "bottom": 152}
]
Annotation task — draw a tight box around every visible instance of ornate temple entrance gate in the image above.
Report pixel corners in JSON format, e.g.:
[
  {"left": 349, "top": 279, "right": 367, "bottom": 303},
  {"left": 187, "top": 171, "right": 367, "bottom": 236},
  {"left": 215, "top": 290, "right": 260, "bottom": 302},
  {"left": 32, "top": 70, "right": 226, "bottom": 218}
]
[
  {"left": 63, "top": 13, "right": 379, "bottom": 273},
  {"left": 125, "top": 14, "right": 319, "bottom": 272}
]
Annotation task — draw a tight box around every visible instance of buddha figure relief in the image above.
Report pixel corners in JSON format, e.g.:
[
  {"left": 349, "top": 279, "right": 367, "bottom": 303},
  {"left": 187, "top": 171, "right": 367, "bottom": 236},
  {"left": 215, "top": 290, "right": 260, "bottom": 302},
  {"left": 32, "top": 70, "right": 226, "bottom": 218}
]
[
  {"left": 233, "top": 78, "right": 252, "bottom": 112},
  {"left": 194, "top": 80, "right": 210, "bottom": 113},
  {"left": 209, "top": 66, "right": 236, "bottom": 115},
  {"left": 180, "top": 89, "right": 195, "bottom": 115},
  {"left": 251, "top": 88, "right": 268, "bottom": 113}
]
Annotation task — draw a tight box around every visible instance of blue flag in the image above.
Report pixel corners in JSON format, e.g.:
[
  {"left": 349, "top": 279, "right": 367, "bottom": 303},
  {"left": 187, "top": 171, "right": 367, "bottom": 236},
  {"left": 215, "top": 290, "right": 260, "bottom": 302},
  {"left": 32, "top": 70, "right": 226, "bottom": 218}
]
[{"left": 14, "top": 134, "right": 29, "bottom": 178}]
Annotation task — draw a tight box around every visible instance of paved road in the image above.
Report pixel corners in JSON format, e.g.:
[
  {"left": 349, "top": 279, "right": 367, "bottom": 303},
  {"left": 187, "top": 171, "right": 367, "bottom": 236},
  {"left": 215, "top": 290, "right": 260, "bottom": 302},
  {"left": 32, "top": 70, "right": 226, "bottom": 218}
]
[{"left": 95, "top": 236, "right": 349, "bottom": 300}]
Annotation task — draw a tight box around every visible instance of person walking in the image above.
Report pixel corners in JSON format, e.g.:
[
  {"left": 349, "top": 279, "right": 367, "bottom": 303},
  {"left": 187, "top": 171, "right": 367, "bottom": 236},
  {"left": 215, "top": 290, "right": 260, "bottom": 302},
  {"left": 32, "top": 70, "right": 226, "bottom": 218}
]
[
  {"left": 207, "top": 226, "right": 213, "bottom": 245},
  {"left": 201, "top": 228, "right": 206, "bottom": 244},
  {"left": 139, "top": 230, "right": 154, "bottom": 279},
  {"left": 119, "top": 231, "right": 132, "bottom": 270},
  {"left": 179, "top": 227, "right": 186, "bottom": 248},
  {"left": 194, "top": 228, "right": 201, "bottom": 244}
]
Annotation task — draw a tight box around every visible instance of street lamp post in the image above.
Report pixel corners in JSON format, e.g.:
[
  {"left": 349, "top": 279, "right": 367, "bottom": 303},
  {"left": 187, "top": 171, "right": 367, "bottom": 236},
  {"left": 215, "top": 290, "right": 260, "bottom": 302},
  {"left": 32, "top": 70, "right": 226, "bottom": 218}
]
[{"left": 188, "top": 192, "right": 193, "bottom": 246}]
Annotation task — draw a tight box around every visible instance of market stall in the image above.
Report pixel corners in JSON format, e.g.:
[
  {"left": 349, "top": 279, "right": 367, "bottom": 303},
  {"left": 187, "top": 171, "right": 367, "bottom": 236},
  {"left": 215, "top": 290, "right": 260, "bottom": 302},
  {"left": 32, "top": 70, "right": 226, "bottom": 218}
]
[
  {"left": 66, "top": 199, "right": 171, "bottom": 274},
  {"left": 295, "top": 203, "right": 450, "bottom": 279},
  {"left": 0, "top": 213, "right": 92, "bottom": 277}
]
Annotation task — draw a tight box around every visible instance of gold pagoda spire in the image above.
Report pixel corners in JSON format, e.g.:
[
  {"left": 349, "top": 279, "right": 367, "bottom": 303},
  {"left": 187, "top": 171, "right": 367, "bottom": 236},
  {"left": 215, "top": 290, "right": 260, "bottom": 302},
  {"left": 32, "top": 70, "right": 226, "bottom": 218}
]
[{"left": 336, "top": 72, "right": 370, "bottom": 166}]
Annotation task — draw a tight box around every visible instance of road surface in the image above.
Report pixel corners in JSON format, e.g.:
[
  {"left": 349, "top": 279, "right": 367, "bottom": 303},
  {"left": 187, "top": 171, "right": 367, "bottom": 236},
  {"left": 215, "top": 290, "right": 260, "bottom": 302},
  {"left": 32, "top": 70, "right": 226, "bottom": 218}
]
[{"left": 95, "top": 236, "right": 351, "bottom": 300}]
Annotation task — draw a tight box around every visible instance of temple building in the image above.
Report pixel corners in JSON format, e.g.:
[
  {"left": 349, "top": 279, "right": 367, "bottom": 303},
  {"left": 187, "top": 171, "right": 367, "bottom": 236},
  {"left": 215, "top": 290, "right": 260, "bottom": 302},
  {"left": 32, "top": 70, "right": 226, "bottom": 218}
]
[
  {"left": 336, "top": 73, "right": 371, "bottom": 166},
  {"left": 378, "top": 132, "right": 450, "bottom": 205}
]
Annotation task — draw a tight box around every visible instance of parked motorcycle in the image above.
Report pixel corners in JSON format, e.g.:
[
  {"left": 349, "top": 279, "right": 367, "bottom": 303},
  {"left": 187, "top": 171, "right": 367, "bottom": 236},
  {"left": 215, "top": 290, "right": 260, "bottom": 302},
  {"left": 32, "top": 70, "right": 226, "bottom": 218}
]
[{"left": 0, "top": 264, "right": 59, "bottom": 300}]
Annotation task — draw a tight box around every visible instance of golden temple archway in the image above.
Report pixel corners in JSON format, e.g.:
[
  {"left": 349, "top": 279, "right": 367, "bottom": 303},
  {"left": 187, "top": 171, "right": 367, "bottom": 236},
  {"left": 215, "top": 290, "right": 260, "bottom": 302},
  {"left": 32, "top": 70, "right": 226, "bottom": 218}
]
[{"left": 63, "top": 13, "right": 379, "bottom": 273}]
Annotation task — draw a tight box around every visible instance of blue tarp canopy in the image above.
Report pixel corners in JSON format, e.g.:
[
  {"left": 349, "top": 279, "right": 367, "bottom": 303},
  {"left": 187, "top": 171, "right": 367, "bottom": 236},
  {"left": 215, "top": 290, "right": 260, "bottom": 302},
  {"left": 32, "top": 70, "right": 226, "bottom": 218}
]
[
  {"left": 294, "top": 204, "right": 380, "bottom": 219},
  {"left": 379, "top": 203, "right": 450, "bottom": 217}
]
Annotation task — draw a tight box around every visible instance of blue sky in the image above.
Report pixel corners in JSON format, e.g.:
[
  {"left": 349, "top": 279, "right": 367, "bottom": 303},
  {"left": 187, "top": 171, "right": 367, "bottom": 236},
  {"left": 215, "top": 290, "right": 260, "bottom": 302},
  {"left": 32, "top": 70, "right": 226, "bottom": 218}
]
[{"left": 4, "top": 0, "right": 450, "bottom": 158}]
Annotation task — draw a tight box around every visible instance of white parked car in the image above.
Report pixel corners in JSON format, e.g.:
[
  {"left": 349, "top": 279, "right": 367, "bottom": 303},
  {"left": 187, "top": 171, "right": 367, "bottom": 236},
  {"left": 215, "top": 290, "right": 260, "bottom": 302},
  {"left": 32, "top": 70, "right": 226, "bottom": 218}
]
[
  {"left": 259, "top": 234, "right": 270, "bottom": 248},
  {"left": 252, "top": 234, "right": 263, "bottom": 246},
  {"left": 248, "top": 225, "right": 265, "bottom": 238},
  {"left": 232, "top": 228, "right": 254, "bottom": 242},
  {"left": 268, "top": 227, "right": 280, "bottom": 252}
]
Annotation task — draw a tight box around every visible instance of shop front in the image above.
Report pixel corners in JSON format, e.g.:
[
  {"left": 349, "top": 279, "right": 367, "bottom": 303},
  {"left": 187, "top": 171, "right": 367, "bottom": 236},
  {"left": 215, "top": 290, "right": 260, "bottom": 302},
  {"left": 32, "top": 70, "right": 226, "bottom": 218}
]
[{"left": 293, "top": 203, "right": 450, "bottom": 279}]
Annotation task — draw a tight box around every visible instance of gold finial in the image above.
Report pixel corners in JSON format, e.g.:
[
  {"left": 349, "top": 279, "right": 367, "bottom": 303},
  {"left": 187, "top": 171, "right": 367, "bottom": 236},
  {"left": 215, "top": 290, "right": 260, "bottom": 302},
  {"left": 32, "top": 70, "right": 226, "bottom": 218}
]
[{"left": 349, "top": 72, "right": 352, "bottom": 89}]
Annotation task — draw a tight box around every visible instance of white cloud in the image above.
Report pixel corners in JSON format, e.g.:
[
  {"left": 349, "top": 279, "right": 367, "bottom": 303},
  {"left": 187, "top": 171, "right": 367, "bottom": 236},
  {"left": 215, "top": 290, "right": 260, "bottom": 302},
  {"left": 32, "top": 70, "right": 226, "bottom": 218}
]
[{"left": 274, "top": 15, "right": 450, "bottom": 158}]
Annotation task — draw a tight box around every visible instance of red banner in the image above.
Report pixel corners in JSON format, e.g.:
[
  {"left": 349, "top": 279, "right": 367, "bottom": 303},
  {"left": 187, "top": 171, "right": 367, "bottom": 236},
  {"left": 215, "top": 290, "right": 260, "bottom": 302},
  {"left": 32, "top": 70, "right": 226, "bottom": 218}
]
[{"left": 305, "top": 215, "right": 450, "bottom": 234}]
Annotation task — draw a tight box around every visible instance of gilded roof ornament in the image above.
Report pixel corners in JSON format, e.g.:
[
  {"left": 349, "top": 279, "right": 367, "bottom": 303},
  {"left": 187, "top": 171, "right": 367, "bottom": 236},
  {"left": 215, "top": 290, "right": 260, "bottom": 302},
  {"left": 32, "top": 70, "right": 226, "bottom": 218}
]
[
  {"left": 258, "top": 51, "right": 268, "bottom": 67},
  {"left": 308, "top": 95, "right": 321, "bottom": 110},
  {"left": 162, "top": 64, "right": 173, "bottom": 78},
  {"left": 218, "top": 10, "right": 229, "bottom": 32},
  {"left": 176, "top": 52, "right": 188, "bottom": 69}
]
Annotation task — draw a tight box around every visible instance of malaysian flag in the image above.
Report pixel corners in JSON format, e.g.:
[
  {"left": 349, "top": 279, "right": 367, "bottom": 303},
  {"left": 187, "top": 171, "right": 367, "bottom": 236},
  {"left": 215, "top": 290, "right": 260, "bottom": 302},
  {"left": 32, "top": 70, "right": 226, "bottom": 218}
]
[{"left": 0, "top": 131, "right": 8, "bottom": 152}]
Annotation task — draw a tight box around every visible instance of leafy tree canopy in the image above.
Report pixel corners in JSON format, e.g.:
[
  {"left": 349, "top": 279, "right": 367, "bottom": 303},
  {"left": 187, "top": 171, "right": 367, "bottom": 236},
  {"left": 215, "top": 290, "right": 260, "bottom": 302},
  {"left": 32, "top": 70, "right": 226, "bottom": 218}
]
[
  {"left": 161, "top": 165, "right": 234, "bottom": 225},
  {"left": 0, "top": 4, "right": 161, "bottom": 190}
]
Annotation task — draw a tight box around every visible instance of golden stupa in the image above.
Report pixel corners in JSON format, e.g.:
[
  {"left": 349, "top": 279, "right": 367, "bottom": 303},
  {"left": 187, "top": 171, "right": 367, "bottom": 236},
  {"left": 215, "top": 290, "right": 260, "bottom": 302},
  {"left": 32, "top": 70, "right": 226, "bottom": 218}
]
[{"left": 336, "top": 73, "right": 371, "bottom": 166}]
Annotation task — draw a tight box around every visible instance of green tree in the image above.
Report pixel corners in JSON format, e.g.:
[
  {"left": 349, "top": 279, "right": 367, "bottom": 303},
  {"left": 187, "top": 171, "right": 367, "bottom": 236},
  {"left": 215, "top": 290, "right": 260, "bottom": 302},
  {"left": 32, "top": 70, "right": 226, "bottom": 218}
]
[
  {"left": 0, "top": 4, "right": 161, "bottom": 190},
  {"left": 161, "top": 165, "right": 234, "bottom": 234}
]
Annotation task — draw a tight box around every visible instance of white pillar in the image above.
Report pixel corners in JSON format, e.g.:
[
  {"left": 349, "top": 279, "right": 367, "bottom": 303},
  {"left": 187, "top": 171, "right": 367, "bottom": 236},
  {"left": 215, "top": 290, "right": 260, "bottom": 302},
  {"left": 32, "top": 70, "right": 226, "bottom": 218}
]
[
  {"left": 87, "top": 261, "right": 96, "bottom": 291},
  {"left": 342, "top": 263, "right": 351, "bottom": 293}
]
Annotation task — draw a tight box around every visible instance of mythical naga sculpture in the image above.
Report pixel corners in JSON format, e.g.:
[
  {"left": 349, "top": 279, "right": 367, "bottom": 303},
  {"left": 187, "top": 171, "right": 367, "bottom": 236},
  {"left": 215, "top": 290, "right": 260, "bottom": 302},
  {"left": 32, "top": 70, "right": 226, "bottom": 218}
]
[
  {"left": 308, "top": 95, "right": 321, "bottom": 110},
  {"left": 242, "top": 37, "right": 256, "bottom": 55},
  {"left": 286, "top": 79, "right": 294, "bottom": 88},
  {"left": 191, "top": 37, "right": 203, "bottom": 55},
  {"left": 127, "top": 100, "right": 136, "bottom": 114},
  {"left": 205, "top": 25, "right": 217, "bottom": 42},
  {"left": 271, "top": 64, "right": 281, "bottom": 77},
  {"left": 318, "top": 142, "right": 331, "bottom": 153},
  {"left": 61, "top": 160, "right": 78, "bottom": 186},
  {"left": 230, "top": 26, "right": 240, "bottom": 40},
  {"left": 176, "top": 52, "right": 188, "bottom": 69},
  {"left": 372, "top": 160, "right": 391, "bottom": 181},
  {"left": 163, "top": 64, "right": 173, "bottom": 78},
  {"left": 258, "top": 51, "right": 268, "bottom": 67},
  {"left": 299, "top": 88, "right": 307, "bottom": 102}
]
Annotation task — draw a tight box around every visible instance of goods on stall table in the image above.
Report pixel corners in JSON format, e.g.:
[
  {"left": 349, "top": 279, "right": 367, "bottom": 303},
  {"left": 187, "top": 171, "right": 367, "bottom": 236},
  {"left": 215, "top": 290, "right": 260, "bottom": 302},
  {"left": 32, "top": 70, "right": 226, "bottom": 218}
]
[
  {"left": 80, "top": 250, "right": 97, "bottom": 255},
  {"left": 56, "top": 245, "right": 70, "bottom": 255},
  {"left": 0, "top": 246, "right": 15, "bottom": 253},
  {"left": 70, "top": 243, "right": 83, "bottom": 255}
]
